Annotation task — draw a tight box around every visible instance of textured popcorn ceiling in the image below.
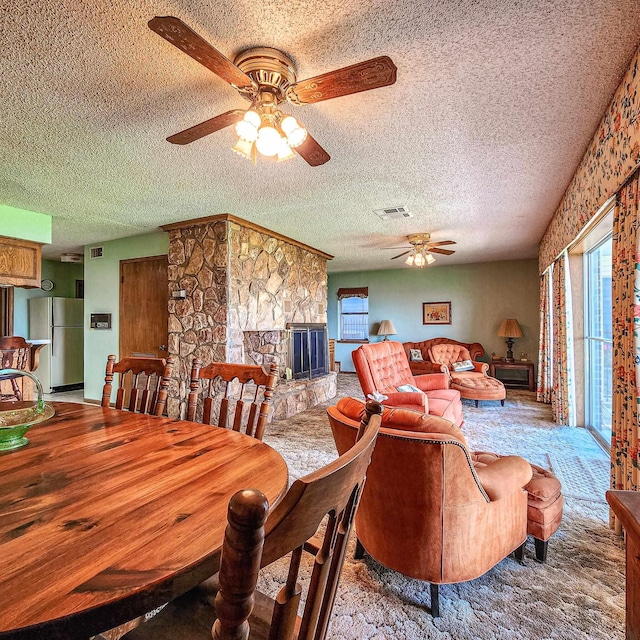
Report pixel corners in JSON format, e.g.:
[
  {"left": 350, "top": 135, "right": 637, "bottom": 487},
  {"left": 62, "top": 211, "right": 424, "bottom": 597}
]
[{"left": 2, "top": 1, "right": 640, "bottom": 272}]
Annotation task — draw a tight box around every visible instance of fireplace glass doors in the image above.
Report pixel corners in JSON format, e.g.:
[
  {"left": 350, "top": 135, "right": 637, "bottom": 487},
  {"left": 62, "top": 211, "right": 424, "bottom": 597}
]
[{"left": 288, "top": 323, "right": 329, "bottom": 380}]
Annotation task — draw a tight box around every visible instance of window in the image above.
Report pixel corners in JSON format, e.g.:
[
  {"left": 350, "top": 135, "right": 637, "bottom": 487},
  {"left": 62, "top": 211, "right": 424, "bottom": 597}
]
[
  {"left": 584, "top": 234, "right": 612, "bottom": 446},
  {"left": 337, "top": 287, "right": 369, "bottom": 342}
]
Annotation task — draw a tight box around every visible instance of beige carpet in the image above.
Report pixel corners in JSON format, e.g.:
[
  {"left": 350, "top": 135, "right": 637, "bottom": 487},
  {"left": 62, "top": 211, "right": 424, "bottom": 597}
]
[{"left": 262, "top": 374, "right": 625, "bottom": 639}]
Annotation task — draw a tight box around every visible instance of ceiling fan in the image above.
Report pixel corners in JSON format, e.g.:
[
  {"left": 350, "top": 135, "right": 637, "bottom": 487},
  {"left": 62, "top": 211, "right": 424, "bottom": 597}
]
[
  {"left": 148, "top": 16, "right": 397, "bottom": 166},
  {"left": 389, "top": 233, "right": 456, "bottom": 267}
]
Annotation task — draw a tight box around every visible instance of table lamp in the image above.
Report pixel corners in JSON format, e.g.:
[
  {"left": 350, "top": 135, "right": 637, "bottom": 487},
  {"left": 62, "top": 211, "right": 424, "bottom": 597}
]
[
  {"left": 497, "top": 318, "right": 523, "bottom": 362},
  {"left": 377, "top": 320, "right": 397, "bottom": 341}
]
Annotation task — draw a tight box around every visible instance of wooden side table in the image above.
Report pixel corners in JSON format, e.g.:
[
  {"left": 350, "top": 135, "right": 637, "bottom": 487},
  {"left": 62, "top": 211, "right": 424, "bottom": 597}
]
[
  {"left": 606, "top": 490, "right": 640, "bottom": 640},
  {"left": 489, "top": 360, "right": 535, "bottom": 391}
]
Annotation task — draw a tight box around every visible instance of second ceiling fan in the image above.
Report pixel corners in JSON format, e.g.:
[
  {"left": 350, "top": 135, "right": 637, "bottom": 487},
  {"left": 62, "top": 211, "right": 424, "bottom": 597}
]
[{"left": 148, "top": 16, "right": 397, "bottom": 166}]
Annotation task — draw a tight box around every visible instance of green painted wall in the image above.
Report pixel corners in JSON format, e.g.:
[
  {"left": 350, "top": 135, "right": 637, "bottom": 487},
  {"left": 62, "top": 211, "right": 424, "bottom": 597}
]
[
  {"left": 84, "top": 232, "right": 169, "bottom": 401},
  {"left": 328, "top": 258, "right": 539, "bottom": 372},
  {"left": 0, "top": 205, "right": 52, "bottom": 243},
  {"left": 13, "top": 260, "right": 84, "bottom": 337}
]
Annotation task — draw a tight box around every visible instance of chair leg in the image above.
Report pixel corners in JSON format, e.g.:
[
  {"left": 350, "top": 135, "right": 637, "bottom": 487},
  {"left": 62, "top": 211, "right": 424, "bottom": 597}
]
[
  {"left": 534, "top": 538, "right": 548, "bottom": 563},
  {"left": 514, "top": 542, "right": 525, "bottom": 564},
  {"left": 354, "top": 538, "right": 365, "bottom": 560},
  {"left": 430, "top": 583, "right": 440, "bottom": 617},
  {"left": 474, "top": 400, "right": 479, "bottom": 407},
  {"left": 10, "top": 378, "right": 22, "bottom": 402},
  {"left": 500, "top": 399, "right": 505, "bottom": 406}
]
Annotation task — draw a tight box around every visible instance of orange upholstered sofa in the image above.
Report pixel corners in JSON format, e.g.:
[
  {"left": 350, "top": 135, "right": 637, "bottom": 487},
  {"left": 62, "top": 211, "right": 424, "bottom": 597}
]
[
  {"left": 328, "top": 397, "right": 532, "bottom": 616},
  {"left": 403, "top": 338, "right": 485, "bottom": 375},
  {"left": 352, "top": 340, "right": 464, "bottom": 426}
]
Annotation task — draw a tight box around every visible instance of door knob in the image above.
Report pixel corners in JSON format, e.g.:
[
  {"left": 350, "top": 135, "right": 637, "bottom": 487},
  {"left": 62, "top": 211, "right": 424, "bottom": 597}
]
[{"left": 159, "top": 345, "right": 167, "bottom": 351}]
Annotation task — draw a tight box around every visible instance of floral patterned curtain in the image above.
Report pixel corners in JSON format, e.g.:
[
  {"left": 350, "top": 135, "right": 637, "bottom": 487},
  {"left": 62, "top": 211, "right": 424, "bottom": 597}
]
[
  {"left": 537, "top": 270, "right": 552, "bottom": 403},
  {"left": 611, "top": 171, "right": 640, "bottom": 501},
  {"left": 551, "top": 251, "right": 576, "bottom": 425}
]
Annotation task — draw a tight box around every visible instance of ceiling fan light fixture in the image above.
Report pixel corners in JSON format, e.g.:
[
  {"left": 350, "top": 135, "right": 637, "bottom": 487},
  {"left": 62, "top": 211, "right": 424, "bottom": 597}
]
[
  {"left": 413, "top": 252, "right": 426, "bottom": 267},
  {"left": 405, "top": 253, "right": 415, "bottom": 266},
  {"left": 280, "top": 115, "right": 307, "bottom": 148},
  {"left": 277, "top": 137, "right": 295, "bottom": 161},
  {"left": 232, "top": 137, "right": 254, "bottom": 160},
  {"left": 255, "top": 124, "right": 281, "bottom": 156},
  {"left": 235, "top": 116, "right": 259, "bottom": 142},
  {"left": 425, "top": 252, "right": 436, "bottom": 265}
]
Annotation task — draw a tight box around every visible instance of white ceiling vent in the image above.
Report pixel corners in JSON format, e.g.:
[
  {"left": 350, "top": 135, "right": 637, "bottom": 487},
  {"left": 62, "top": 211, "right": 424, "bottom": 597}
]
[
  {"left": 373, "top": 206, "right": 413, "bottom": 221},
  {"left": 89, "top": 246, "right": 104, "bottom": 259}
]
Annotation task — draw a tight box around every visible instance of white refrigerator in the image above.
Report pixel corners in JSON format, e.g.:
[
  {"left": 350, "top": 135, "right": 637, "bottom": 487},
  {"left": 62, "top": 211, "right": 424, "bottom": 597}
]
[{"left": 29, "top": 297, "right": 84, "bottom": 393}]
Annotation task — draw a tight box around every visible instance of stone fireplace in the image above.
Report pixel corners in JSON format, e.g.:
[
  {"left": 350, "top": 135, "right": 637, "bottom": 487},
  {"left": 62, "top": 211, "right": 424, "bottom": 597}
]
[{"left": 160, "top": 214, "right": 336, "bottom": 420}]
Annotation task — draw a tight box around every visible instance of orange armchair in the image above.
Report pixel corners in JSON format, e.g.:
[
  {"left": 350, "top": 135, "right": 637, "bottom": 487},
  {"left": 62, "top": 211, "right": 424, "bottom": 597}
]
[
  {"left": 328, "top": 397, "right": 532, "bottom": 616},
  {"left": 428, "top": 342, "right": 506, "bottom": 407},
  {"left": 428, "top": 342, "right": 488, "bottom": 376},
  {"left": 352, "top": 340, "right": 464, "bottom": 426}
]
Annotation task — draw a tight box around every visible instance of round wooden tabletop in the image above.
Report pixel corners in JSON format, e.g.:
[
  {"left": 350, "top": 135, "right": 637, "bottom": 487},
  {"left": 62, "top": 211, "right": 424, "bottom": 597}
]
[{"left": 0, "top": 402, "right": 289, "bottom": 640}]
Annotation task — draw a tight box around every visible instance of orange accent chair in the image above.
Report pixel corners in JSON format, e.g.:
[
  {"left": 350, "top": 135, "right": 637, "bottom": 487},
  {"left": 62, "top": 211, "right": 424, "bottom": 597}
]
[
  {"left": 427, "top": 341, "right": 506, "bottom": 407},
  {"left": 352, "top": 340, "right": 464, "bottom": 426},
  {"left": 328, "top": 397, "right": 533, "bottom": 616},
  {"left": 403, "top": 337, "right": 485, "bottom": 376}
]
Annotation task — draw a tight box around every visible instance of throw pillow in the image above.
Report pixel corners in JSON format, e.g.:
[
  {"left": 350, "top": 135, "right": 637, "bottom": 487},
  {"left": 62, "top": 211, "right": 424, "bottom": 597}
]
[
  {"left": 451, "top": 359, "right": 474, "bottom": 372},
  {"left": 409, "top": 349, "right": 424, "bottom": 362},
  {"left": 397, "top": 383, "right": 422, "bottom": 393}
]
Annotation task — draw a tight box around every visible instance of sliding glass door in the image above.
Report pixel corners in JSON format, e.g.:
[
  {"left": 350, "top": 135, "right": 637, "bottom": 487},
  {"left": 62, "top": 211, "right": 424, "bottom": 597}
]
[{"left": 584, "top": 235, "right": 612, "bottom": 446}]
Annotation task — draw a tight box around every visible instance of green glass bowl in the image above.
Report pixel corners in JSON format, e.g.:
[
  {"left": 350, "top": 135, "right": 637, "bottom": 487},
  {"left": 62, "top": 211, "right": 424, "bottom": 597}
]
[{"left": 0, "top": 369, "right": 55, "bottom": 451}]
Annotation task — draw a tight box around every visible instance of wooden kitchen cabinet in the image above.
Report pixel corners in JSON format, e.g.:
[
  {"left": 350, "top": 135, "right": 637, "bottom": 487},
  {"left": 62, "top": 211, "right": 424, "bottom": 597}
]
[{"left": 0, "top": 235, "right": 43, "bottom": 288}]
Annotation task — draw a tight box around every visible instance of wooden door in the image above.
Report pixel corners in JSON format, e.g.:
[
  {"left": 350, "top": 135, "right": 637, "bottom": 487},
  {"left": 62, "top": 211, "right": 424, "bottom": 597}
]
[{"left": 119, "top": 256, "right": 168, "bottom": 360}]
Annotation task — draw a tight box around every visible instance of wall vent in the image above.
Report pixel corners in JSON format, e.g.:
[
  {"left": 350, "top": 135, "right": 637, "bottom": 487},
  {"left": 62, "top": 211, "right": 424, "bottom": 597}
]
[
  {"left": 90, "top": 246, "right": 104, "bottom": 259},
  {"left": 373, "top": 206, "right": 413, "bottom": 221}
]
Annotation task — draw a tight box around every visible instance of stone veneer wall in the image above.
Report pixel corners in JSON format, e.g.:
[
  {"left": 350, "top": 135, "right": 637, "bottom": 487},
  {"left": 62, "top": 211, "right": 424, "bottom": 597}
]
[{"left": 162, "top": 214, "right": 333, "bottom": 419}]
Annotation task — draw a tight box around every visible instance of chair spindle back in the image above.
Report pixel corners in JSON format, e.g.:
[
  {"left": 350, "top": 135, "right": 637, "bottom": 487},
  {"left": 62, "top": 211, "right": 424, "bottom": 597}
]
[
  {"left": 188, "top": 359, "right": 278, "bottom": 440},
  {"left": 102, "top": 355, "right": 173, "bottom": 415}
]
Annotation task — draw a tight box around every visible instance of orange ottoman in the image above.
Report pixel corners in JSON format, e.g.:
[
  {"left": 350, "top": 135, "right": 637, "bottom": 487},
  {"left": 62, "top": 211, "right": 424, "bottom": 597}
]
[
  {"left": 527, "top": 464, "right": 564, "bottom": 562},
  {"left": 473, "top": 455, "right": 563, "bottom": 562},
  {"left": 451, "top": 375, "right": 506, "bottom": 407}
]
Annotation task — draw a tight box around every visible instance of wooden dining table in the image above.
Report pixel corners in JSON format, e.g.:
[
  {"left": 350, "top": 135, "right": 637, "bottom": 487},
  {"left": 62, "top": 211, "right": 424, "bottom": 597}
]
[{"left": 0, "top": 402, "right": 289, "bottom": 640}]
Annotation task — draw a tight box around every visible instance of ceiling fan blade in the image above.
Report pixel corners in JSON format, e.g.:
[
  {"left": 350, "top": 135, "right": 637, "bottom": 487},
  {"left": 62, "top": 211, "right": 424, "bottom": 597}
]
[
  {"left": 294, "top": 131, "right": 330, "bottom": 166},
  {"left": 149, "top": 16, "right": 253, "bottom": 89},
  {"left": 286, "top": 56, "right": 397, "bottom": 105},
  {"left": 429, "top": 247, "right": 455, "bottom": 256},
  {"left": 167, "top": 109, "right": 244, "bottom": 145},
  {"left": 428, "top": 240, "right": 457, "bottom": 247},
  {"left": 391, "top": 250, "right": 411, "bottom": 260}
]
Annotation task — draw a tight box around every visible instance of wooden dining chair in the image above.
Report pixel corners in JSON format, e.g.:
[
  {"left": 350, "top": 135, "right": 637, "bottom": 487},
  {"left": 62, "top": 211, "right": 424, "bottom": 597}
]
[
  {"left": 0, "top": 336, "right": 31, "bottom": 401},
  {"left": 101, "top": 355, "right": 173, "bottom": 415},
  {"left": 187, "top": 358, "right": 278, "bottom": 440},
  {"left": 122, "top": 400, "right": 382, "bottom": 640}
]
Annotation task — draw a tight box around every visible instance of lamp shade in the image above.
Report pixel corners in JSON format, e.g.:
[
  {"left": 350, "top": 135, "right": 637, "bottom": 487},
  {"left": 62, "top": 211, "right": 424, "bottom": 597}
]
[
  {"left": 497, "top": 318, "right": 524, "bottom": 338},
  {"left": 377, "top": 320, "right": 397, "bottom": 338}
]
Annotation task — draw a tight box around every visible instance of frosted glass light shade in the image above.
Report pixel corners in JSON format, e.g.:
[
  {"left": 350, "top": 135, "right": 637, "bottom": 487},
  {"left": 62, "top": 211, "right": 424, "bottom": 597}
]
[
  {"left": 232, "top": 137, "right": 253, "bottom": 159},
  {"left": 255, "top": 125, "right": 281, "bottom": 156},
  {"left": 277, "top": 138, "right": 295, "bottom": 161},
  {"left": 244, "top": 110, "right": 261, "bottom": 127},
  {"left": 405, "top": 254, "right": 415, "bottom": 265},
  {"left": 281, "top": 115, "right": 307, "bottom": 147},
  {"left": 425, "top": 253, "right": 436, "bottom": 265},
  {"left": 235, "top": 119, "right": 258, "bottom": 142}
]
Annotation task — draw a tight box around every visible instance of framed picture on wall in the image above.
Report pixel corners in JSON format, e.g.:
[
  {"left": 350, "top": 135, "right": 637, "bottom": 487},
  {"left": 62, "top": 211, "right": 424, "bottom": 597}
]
[{"left": 422, "top": 301, "right": 451, "bottom": 325}]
